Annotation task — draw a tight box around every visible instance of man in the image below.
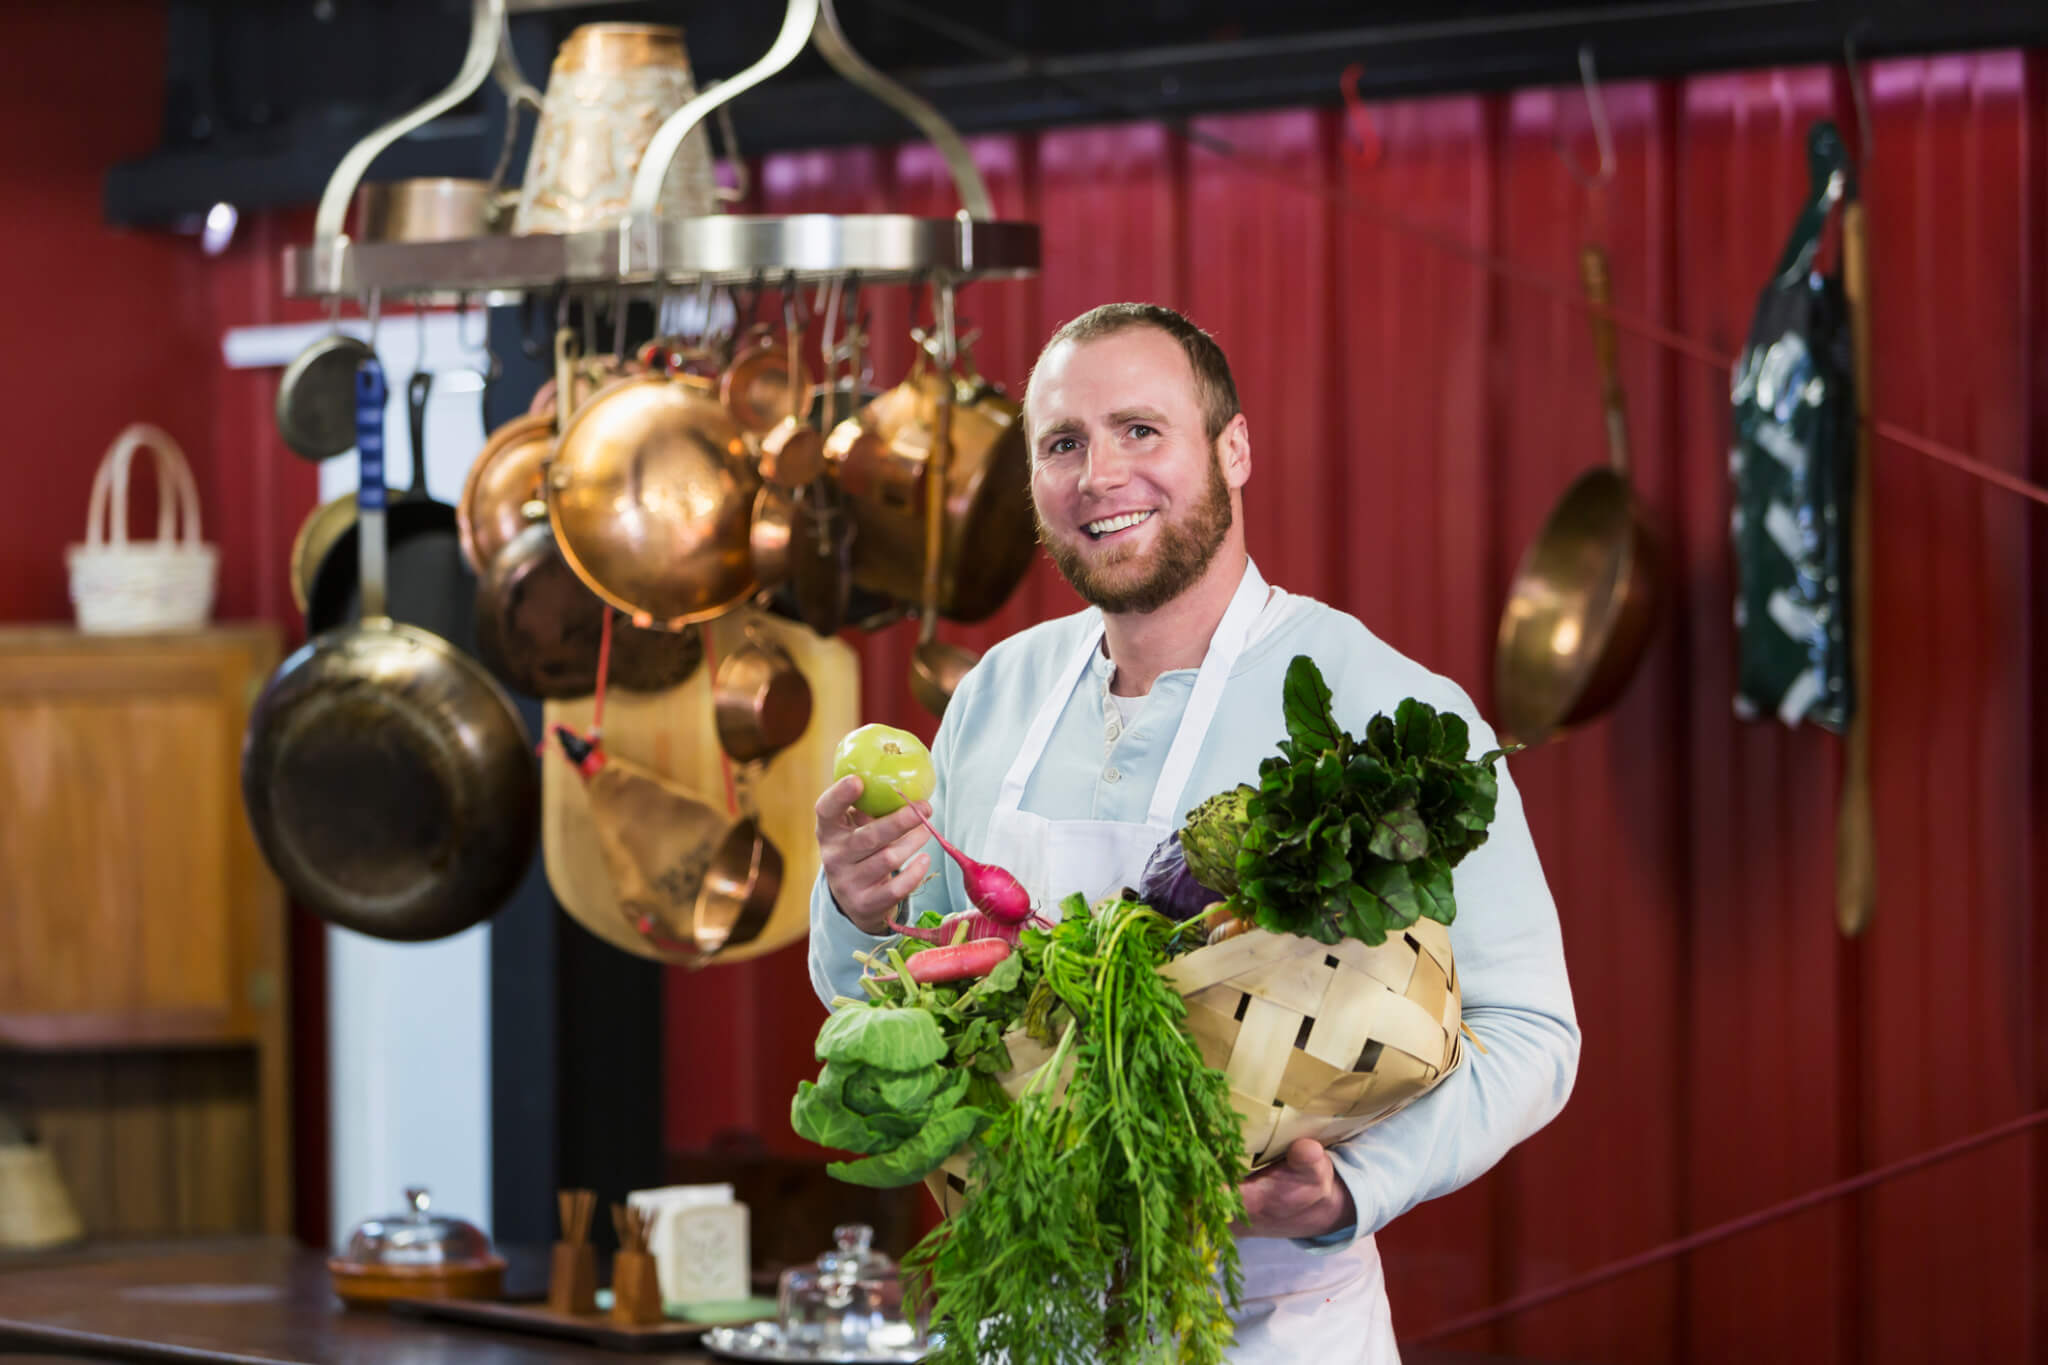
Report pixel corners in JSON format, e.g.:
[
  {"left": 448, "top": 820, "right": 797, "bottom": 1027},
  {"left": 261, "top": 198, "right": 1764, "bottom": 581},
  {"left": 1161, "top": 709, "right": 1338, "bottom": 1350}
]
[{"left": 808, "top": 302, "right": 1578, "bottom": 1362}]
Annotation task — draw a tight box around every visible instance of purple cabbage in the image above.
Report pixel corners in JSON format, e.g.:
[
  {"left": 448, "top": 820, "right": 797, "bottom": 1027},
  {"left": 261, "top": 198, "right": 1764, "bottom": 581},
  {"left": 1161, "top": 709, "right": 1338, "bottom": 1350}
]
[{"left": 1137, "top": 831, "right": 1226, "bottom": 922}]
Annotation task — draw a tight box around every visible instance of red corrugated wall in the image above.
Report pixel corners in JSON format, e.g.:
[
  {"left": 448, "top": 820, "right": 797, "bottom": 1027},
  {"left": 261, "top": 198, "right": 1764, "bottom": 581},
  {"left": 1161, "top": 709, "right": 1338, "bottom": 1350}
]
[
  {"left": 665, "top": 51, "right": 2047, "bottom": 1362},
  {"left": 7, "top": 9, "right": 2037, "bottom": 1353}
]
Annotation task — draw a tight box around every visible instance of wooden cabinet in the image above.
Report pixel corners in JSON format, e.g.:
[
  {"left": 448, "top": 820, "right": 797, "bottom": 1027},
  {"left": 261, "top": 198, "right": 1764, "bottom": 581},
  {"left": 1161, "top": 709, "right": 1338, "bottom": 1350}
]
[{"left": 0, "top": 625, "right": 292, "bottom": 1238}]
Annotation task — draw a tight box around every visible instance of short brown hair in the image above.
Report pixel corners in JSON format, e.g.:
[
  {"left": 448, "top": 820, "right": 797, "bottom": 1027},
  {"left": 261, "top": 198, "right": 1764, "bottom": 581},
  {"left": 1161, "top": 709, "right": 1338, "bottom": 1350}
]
[{"left": 1028, "top": 302, "right": 1241, "bottom": 442}]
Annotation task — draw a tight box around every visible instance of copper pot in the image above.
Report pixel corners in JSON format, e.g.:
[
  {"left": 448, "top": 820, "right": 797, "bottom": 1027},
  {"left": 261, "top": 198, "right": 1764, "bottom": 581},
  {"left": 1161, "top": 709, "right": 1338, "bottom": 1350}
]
[
  {"left": 823, "top": 368, "right": 1035, "bottom": 623},
  {"left": 547, "top": 375, "right": 760, "bottom": 629},
  {"left": 354, "top": 177, "right": 511, "bottom": 243},
  {"left": 712, "top": 630, "right": 813, "bottom": 763},
  {"left": 457, "top": 413, "right": 555, "bottom": 575}
]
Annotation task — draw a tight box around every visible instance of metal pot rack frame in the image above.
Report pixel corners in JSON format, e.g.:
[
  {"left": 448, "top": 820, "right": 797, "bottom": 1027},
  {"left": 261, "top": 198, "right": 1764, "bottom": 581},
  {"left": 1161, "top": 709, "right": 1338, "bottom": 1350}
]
[{"left": 280, "top": 0, "right": 1040, "bottom": 306}]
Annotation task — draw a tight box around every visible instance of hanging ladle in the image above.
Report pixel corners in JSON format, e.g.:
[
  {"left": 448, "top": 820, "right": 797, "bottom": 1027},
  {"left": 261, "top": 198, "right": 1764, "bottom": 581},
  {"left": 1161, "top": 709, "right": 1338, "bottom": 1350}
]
[{"left": 909, "top": 337, "right": 978, "bottom": 718}]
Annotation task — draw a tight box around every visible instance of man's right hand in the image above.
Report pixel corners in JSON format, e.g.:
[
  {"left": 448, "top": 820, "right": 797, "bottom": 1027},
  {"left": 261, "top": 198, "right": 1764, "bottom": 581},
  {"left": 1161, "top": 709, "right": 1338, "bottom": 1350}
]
[{"left": 814, "top": 775, "right": 934, "bottom": 936}]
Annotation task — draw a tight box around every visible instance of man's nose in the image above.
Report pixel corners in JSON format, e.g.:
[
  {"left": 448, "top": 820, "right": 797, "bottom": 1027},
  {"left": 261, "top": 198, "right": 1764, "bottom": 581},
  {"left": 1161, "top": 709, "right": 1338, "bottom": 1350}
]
[{"left": 1078, "top": 442, "right": 1132, "bottom": 497}]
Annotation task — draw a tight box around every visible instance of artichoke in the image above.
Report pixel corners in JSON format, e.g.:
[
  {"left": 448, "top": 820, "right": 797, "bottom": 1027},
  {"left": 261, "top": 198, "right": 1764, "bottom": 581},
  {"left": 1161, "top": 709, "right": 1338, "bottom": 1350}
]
[{"left": 1179, "top": 784, "right": 1255, "bottom": 897}]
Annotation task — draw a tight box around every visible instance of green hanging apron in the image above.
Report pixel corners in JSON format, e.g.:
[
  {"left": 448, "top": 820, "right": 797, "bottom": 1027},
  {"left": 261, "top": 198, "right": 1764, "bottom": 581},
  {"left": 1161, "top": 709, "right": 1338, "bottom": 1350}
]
[{"left": 1729, "top": 122, "right": 1858, "bottom": 734}]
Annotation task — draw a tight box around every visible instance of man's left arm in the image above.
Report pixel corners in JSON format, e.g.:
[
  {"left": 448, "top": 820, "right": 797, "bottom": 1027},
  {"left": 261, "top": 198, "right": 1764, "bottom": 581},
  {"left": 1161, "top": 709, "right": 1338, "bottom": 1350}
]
[{"left": 1279, "top": 755, "right": 1580, "bottom": 1249}]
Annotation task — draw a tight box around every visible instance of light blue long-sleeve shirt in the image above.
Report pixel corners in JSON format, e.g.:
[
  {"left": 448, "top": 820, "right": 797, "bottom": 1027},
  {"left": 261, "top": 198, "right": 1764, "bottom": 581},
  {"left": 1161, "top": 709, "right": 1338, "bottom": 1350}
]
[{"left": 808, "top": 582, "right": 1579, "bottom": 1252}]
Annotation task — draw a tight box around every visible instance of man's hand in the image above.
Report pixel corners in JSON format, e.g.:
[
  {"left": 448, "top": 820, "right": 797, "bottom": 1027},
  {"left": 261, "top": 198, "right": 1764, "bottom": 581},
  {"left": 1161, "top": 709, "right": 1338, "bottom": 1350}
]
[
  {"left": 1233, "top": 1139, "right": 1356, "bottom": 1240},
  {"left": 815, "top": 775, "right": 934, "bottom": 936}
]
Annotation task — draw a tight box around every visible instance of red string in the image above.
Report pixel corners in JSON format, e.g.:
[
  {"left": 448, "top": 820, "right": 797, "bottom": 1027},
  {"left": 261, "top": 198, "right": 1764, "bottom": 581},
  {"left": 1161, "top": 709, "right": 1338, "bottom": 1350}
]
[
  {"left": 590, "top": 606, "right": 614, "bottom": 742},
  {"left": 1408, "top": 1105, "right": 2048, "bottom": 1344}
]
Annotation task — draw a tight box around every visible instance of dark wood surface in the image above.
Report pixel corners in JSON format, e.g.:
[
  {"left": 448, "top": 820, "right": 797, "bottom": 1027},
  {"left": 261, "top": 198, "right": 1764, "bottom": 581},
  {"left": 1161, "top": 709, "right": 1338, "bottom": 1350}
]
[
  {"left": 0, "top": 1238, "right": 715, "bottom": 1364},
  {"left": 0, "top": 1237, "right": 1578, "bottom": 1363}
]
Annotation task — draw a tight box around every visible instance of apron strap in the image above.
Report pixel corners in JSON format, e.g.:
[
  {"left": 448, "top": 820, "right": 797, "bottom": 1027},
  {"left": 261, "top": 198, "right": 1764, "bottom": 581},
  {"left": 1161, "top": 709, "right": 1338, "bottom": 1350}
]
[
  {"left": 994, "top": 557, "right": 1269, "bottom": 823},
  {"left": 1145, "top": 559, "right": 1267, "bottom": 825},
  {"left": 994, "top": 608, "right": 1103, "bottom": 812}
]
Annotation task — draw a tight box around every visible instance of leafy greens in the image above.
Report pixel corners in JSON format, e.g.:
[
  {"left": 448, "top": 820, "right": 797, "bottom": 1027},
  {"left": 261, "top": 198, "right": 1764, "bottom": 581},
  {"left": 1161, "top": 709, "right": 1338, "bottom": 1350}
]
[{"left": 1230, "top": 655, "right": 1516, "bottom": 945}]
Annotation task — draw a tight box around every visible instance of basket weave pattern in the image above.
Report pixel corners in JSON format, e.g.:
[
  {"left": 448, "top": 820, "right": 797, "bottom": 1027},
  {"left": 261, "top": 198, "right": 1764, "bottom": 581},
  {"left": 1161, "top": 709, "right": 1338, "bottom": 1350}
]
[
  {"left": 66, "top": 424, "right": 218, "bottom": 634},
  {"left": 925, "top": 919, "right": 1464, "bottom": 1217}
]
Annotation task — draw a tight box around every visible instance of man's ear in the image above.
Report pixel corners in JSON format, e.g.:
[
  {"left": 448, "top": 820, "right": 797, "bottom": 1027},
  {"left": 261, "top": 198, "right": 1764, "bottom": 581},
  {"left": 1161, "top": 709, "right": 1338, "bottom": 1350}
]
[{"left": 1219, "top": 413, "right": 1251, "bottom": 489}]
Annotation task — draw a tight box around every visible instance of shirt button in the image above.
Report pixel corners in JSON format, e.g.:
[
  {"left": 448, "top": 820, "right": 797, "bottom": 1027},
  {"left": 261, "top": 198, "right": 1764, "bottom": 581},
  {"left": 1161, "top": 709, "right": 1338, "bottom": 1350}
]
[
  {"left": 1104, "top": 767, "right": 1121, "bottom": 783},
  {"left": 1106, "top": 722, "right": 1121, "bottom": 740}
]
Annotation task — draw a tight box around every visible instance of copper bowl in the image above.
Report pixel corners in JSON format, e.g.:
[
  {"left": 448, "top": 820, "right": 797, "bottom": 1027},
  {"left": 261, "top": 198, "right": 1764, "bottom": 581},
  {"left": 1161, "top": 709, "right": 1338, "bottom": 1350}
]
[{"left": 547, "top": 376, "right": 760, "bottom": 629}]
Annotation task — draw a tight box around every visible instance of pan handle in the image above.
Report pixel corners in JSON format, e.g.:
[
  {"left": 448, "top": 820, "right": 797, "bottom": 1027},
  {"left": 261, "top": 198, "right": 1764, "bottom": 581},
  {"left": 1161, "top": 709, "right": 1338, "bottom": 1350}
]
[
  {"left": 1579, "top": 245, "right": 1632, "bottom": 479},
  {"left": 408, "top": 369, "right": 434, "bottom": 502},
  {"left": 356, "top": 358, "right": 390, "bottom": 623}
]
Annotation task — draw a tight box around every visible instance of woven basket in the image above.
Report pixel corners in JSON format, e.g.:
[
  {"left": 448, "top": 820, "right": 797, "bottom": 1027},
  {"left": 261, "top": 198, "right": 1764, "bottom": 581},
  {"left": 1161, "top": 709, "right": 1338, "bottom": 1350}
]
[
  {"left": 924, "top": 919, "right": 1464, "bottom": 1217},
  {"left": 0, "top": 1143, "right": 85, "bottom": 1250},
  {"left": 66, "top": 424, "right": 218, "bottom": 634}
]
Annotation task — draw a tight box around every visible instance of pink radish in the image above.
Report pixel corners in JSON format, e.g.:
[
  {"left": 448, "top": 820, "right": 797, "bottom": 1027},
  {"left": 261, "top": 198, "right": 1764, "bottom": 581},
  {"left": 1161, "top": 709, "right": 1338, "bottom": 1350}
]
[
  {"left": 902, "top": 939, "right": 1013, "bottom": 985},
  {"left": 915, "top": 812, "right": 1038, "bottom": 926}
]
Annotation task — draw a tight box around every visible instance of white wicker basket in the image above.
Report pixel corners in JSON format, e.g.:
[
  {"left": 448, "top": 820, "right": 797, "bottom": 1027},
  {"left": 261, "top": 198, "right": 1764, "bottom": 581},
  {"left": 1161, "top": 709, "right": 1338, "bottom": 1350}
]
[{"left": 66, "top": 424, "right": 218, "bottom": 633}]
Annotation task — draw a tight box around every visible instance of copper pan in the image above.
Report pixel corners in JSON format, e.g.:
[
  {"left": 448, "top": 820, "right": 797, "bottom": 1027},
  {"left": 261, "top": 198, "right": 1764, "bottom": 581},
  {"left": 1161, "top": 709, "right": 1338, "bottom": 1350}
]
[
  {"left": 1493, "top": 246, "right": 1661, "bottom": 748},
  {"left": 547, "top": 375, "right": 760, "bottom": 629},
  {"left": 475, "top": 520, "right": 703, "bottom": 699},
  {"left": 720, "top": 325, "right": 816, "bottom": 441},
  {"left": 823, "top": 363, "right": 1035, "bottom": 623},
  {"left": 457, "top": 413, "right": 555, "bottom": 574},
  {"left": 691, "top": 817, "right": 782, "bottom": 956}
]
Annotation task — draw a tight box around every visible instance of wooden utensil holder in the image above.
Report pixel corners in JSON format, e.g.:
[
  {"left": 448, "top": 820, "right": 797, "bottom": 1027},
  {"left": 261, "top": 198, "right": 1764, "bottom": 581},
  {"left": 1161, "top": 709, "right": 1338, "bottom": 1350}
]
[
  {"left": 547, "top": 1241, "right": 598, "bottom": 1315},
  {"left": 609, "top": 1249, "right": 663, "bottom": 1325}
]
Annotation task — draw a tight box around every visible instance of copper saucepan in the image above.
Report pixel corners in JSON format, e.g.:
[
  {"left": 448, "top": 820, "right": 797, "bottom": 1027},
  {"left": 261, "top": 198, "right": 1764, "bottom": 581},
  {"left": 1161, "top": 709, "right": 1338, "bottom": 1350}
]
[
  {"left": 712, "top": 627, "right": 813, "bottom": 763},
  {"left": 547, "top": 375, "right": 761, "bottom": 629},
  {"left": 691, "top": 817, "right": 782, "bottom": 956},
  {"left": 1493, "top": 245, "right": 1661, "bottom": 748},
  {"left": 823, "top": 359, "right": 1035, "bottom": 623}
]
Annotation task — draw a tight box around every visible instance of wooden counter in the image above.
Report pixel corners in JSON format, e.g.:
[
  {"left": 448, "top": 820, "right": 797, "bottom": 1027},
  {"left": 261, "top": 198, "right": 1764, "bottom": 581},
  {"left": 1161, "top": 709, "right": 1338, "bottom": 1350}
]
[
  {"left": 0, "top": 1238, "right": 713, "bottom": 1363},
  {"left": 0, "top": 1237, "right": 1576, "bottom": 1363}
]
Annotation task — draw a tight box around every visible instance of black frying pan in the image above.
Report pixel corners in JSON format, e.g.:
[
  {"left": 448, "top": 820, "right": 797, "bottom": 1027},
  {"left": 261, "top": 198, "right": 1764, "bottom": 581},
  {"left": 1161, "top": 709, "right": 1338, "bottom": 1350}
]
[{"left": 307, "top": 367, "right": 480, "bottom": 655}]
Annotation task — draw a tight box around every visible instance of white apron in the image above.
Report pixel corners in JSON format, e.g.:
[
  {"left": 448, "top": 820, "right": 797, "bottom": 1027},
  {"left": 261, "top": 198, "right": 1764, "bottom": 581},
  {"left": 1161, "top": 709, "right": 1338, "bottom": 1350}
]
[{"left": 980, "top": 559, "right": 1400, "bottom": 1364}]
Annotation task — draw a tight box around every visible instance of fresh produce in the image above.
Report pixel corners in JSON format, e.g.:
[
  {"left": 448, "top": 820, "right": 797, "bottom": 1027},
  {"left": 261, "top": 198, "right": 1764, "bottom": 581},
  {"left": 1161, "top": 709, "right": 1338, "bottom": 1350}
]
[
  {"left": 899, "top": 938, "right": 1014, "bottom": 985},
  {"left": 789, "top": 1006, "right": 992, "bottom": 1188},
  {"left": 1178, "top": 784, "right": 1254, "bottom": 898},
  {"left": 904, "top": 812, "right": 1044, "bottom": 941},
  {"left": 903, "top": 893, "right": 1246, "bottom": 1365},
  {"left": 833, "top": 723, "right": 936, "bottom": 817},
  {"left": 1135, "top": 831, "right": 1221, "bottom": 922},
  {"left": 1221, "top": 655, "right": 1515, "bottom": 945}
]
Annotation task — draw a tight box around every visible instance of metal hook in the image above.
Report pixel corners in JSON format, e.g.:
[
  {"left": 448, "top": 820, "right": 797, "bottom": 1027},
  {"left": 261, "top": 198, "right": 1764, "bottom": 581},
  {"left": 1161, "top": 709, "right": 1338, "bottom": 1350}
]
[
  {"left": 1339, "top": 63, "right": 1383, "bottom": 174},
  {"left": 1844, "top": 23, "right": 1875, "bottom": 171},
  {"left": 714, "top": 101, "right": 750, "bottom": 204},
  {"left": 1553, "top": 45, "right": 1616, "bottom": 190},
  {"left": 455, "top": 293, "right": 485, "bottom": 351}
]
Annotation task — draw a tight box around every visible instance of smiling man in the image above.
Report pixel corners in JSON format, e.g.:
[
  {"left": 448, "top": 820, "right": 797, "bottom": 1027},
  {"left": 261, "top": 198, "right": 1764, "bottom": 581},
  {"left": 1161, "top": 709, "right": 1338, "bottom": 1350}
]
[{"left": 808, "top": 303, "right": 1579, "bottom": 1363}]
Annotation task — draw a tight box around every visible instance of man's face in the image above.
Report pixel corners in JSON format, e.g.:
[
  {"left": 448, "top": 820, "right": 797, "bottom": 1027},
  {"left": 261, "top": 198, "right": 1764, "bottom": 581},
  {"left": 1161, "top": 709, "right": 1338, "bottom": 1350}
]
[{"left": 1025, "top": 327, "right": 1247, "bottom": 615}]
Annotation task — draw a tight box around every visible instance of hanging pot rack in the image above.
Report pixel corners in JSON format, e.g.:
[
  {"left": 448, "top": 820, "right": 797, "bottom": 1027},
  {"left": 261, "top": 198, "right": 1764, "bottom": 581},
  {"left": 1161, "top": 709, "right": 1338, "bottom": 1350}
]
[{"left": 281, "top": 0, "right": 1040, "bottom": 302}]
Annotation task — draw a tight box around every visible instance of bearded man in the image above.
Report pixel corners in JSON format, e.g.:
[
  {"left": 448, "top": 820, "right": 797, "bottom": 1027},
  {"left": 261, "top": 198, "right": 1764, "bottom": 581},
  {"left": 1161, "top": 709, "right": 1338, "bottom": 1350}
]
[{"left": 808, "top": 302, "right": 1578, "bottom": 1363}]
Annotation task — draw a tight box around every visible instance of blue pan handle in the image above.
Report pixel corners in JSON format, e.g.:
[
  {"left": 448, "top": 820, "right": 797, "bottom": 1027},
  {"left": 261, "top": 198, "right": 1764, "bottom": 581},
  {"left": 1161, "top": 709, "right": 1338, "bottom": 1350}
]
[{"left": 355, "top": 357, "right": 389, "bottom": 621}]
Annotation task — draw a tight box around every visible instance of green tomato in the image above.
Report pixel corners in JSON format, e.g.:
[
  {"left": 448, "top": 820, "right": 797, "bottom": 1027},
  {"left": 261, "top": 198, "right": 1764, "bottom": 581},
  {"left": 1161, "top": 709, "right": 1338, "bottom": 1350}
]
[{"left": 834, "top": 724, "right": 936, "bottom": 817}]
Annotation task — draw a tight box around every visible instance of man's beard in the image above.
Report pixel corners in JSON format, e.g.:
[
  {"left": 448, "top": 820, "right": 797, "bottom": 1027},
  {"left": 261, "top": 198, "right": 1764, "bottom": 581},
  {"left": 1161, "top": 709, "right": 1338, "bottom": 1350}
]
[{"left": 1035, "top": 446, "right": 1233, "bottom": 615}]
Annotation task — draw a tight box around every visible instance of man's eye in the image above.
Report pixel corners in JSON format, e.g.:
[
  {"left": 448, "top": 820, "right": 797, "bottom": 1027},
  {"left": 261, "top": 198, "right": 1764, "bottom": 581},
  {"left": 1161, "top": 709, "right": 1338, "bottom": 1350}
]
[
  {"left": 1048, "top": 437, "right": 1079, "bottom": 455},
  {"left": 1128, "top": 424, "right": 1158, "bottom": 439}
]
